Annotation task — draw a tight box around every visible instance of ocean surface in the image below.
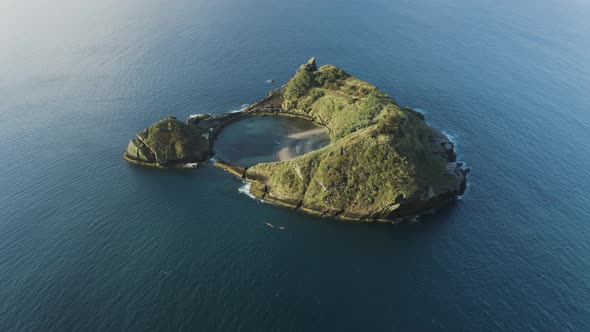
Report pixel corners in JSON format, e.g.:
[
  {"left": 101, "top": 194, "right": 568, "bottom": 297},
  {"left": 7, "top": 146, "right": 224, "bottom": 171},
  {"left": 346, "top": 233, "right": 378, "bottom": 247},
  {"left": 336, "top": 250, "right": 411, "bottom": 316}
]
[{"left": 1, "top": 0, "right": 590, "bottom": 330}]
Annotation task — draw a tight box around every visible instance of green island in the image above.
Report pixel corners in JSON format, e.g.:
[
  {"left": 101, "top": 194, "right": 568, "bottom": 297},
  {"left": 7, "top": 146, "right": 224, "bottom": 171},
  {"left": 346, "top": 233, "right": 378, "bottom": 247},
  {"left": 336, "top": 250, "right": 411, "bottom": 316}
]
[{"left": 124, "top": 58, "right": 469, "bottom": 222}]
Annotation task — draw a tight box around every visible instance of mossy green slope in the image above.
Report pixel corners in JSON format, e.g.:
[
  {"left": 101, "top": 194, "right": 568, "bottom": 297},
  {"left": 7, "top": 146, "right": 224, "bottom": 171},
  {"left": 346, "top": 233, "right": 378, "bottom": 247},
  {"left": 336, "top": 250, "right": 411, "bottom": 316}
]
[
  {"left": 244, "top": 58, "right": 466, "bottom": 220},
  {"left": 124, "top": 117, "right": 209, "bottom": 167}
]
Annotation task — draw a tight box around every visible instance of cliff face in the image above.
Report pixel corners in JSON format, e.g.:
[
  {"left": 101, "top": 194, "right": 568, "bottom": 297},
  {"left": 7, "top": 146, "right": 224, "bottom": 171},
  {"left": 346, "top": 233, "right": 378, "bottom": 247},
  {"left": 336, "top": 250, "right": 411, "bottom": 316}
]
[
  {"left": 238, "top": 58, "right": 469, "bottom": 221},
  {"left": 124, "top": 117, "right": 210, "bottom": 167}
]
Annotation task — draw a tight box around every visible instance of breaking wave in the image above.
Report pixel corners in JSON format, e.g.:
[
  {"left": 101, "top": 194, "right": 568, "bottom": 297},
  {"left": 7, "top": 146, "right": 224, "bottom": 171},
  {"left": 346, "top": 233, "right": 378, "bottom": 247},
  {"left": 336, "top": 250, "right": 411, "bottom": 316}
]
[
  {"left": 238, "top": 181, "right": 256, "bottom": 199},
  {"left": 230, "top": 104, "right": 250, "bottom": 113}
]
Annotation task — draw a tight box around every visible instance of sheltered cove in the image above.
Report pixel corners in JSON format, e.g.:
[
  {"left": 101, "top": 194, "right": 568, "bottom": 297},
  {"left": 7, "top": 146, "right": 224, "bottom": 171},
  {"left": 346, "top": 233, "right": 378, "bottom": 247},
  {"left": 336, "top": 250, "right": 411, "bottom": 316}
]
[{"left": 124, "top": 58, "right": 469, "bottom": 222}]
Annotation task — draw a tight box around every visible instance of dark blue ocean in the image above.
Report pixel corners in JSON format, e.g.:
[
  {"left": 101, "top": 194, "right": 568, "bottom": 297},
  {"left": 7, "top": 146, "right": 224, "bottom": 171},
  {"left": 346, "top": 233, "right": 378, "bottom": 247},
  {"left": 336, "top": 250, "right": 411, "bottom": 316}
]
[{"left": 1, "top": 0, "right": 590, "bottom": 330}]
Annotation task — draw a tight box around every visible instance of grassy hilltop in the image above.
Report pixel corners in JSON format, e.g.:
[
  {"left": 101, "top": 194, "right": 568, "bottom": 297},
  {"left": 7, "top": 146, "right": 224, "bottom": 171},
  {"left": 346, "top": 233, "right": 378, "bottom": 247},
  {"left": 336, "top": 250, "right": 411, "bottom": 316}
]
[
  {"left": 124, "top": 116, "right": 209, "bottom": 167},
  {"left": 243, "top": 58, "right": 466, "bottom": 220}
]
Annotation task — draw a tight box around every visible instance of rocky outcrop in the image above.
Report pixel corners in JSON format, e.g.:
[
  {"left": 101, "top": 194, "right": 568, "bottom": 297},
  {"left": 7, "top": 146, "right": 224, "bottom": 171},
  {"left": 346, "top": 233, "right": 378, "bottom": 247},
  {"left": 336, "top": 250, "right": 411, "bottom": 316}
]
[
  {"left": 305, "top": 57, "right": 317, "bottom": 71},
  {"left": 430, "top": 128, "right": 457, "bottom": 162},
  {"left": 124, "top": 116, "right": 210, "bottom": 167},
  {"left": 126, "top": 137, "right": 157, "bottom": 164}
]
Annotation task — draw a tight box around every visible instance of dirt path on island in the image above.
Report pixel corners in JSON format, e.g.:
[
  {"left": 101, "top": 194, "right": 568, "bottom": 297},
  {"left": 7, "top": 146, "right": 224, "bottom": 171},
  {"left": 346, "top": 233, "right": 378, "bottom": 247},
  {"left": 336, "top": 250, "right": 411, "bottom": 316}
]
[{"left": 277, "top": 128, "right": 328, "bottom": 161}]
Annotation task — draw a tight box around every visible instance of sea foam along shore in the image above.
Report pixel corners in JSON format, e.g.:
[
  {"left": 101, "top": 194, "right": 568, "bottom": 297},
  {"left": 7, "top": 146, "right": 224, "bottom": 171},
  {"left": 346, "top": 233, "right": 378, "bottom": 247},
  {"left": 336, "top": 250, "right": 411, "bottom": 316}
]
[
  {"left": 230, "top": 104, "right": 250, "bottom": 114},
  {"left": 238, "top": 181, "right": 257, "bottom": 199},
  {"left": 440, "top": 130, "right": 471, "bottom": 200}
]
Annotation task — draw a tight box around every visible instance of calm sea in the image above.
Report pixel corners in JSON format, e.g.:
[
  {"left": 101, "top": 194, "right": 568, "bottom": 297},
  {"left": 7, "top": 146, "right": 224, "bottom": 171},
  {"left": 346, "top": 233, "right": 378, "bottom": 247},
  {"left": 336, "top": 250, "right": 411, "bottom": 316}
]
[{"left": 1, "top": 0, "right": 590, "bottom": 330}]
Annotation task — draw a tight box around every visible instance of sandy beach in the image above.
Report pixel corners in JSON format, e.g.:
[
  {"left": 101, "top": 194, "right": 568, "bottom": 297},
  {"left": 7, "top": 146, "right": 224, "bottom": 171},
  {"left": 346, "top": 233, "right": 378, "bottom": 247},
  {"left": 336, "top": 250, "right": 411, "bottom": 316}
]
[{"left": 277, "top": 128, "right": 328, "bottom": 161}]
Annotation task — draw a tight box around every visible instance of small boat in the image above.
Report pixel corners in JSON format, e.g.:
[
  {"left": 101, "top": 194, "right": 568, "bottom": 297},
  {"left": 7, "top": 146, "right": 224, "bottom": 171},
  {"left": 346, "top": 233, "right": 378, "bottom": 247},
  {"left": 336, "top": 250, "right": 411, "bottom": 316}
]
[
  {"left": 265, "top": 222, "right": 274, "bottom": 228},
  {"left": 279, "top": 226, "right": 285, "bottom": 230}
]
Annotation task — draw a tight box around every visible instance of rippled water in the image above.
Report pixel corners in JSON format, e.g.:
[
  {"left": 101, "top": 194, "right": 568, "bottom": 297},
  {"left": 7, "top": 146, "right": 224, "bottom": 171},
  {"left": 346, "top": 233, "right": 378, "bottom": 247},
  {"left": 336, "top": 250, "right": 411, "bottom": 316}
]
[
  {"left": 214, "top": 116, "right": 329, "bottom": 166},
  {"left": 1, "top": 0, "right": 590, "bottom": 330}
]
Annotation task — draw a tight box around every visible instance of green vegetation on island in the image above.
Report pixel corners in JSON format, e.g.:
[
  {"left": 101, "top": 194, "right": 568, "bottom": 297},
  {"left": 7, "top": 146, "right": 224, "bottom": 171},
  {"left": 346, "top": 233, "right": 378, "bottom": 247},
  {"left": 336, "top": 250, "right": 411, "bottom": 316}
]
[
  {"left": 124, "top": 116, "right": 209, "bottom": 167},
  {"left": 242, "top": 58, "right": 468, "bottom": 220}
]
